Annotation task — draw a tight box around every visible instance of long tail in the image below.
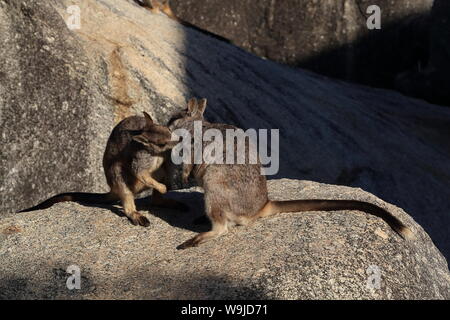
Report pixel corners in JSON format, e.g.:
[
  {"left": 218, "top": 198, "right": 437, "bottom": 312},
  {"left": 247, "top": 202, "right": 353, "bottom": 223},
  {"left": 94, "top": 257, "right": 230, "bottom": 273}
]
[
  {"left": 259, "top": 200, "right": 414, "bottom": 240},
  {"left": 18, "top": 192, "right": 118, "bottom": 213}
]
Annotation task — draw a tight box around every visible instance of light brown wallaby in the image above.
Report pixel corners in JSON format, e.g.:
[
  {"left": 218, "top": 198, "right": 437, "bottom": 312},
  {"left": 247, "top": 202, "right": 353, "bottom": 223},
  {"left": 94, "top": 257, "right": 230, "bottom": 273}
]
[
  {"left": 136, "top": 0, "right": 231, "bottom": 43},
  {"left": 169, "top": 98, "right": 414, "bottom": 249},
  {"left": 20, "top": 112, "right": 186, "bottom": 226}
]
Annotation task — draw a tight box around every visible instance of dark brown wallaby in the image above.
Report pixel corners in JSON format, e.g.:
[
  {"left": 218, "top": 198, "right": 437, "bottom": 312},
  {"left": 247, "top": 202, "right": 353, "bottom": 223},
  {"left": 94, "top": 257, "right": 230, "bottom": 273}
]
[
  {"left": 20, "top": 112, "right": 186, "bottom": 227},
  {"left": 169, "top": 98, "right": 414, "bottom": 249},
  {"left": 136, "top": 0, "right": 231, "bottom": 43}
]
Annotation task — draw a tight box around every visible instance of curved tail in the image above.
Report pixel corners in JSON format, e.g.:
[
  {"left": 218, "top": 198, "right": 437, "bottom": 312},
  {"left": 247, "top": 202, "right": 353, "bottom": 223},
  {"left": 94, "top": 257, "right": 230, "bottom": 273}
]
[
  {"left": 259, "top": 199, "right": 413, "bottom": 240},
  {"left": 18, "top": 192, "right": 118, "bottom": 213}
]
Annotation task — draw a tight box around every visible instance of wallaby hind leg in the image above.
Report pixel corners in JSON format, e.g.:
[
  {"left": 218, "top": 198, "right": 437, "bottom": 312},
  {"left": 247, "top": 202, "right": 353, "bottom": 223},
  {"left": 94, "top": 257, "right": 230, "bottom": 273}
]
[
  {"left": 177, "top": 209, "right": 228, "bottom": 249},
  {"left": 113, "top": 183, "right": 150, "bottom": 227}
]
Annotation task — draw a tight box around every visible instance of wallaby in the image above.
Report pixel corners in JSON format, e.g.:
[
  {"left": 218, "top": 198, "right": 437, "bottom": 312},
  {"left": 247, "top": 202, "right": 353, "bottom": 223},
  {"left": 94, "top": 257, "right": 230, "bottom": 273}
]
[
  {"left": 135, "top": 0, "right": 231, "bottom": 43},
  {"left": 20, "top": 112, "right": 186, "bottom": 227},
  {"left": 168, "top": 98, "right": 414, "bottom": 249}
]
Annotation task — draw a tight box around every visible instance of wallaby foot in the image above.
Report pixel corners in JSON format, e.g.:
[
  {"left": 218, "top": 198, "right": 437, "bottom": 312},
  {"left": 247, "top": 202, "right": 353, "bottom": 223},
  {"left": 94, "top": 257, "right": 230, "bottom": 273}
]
[{"left": 177, "top": 220, "right": 227, "bottom": 249}]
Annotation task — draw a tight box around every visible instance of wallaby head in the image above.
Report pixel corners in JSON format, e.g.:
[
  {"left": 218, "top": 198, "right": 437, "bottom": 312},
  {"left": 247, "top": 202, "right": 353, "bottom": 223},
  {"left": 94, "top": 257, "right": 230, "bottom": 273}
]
[
  {"left": 132, "top": 111, "right": 178, "bottom": 154},
  {"left": 168, "top": 97, "right": 207, "bottom": 131}
]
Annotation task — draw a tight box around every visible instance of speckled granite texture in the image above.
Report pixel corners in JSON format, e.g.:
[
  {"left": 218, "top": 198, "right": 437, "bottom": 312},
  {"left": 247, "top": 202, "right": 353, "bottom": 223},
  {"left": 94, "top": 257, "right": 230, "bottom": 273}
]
[{"left": 0, "top": 179, "right": 449, "bottom": 299}]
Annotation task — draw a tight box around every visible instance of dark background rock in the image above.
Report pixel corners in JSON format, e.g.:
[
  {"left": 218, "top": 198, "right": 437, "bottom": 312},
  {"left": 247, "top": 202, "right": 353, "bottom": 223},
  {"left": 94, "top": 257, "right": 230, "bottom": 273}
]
[
  {"left": 170, "top": 0, "right": 432, "bottom": 85},
  {"left": 0, "top": 180, "right": 449, "bottom": 299},
  {"left": 0, "top": 0, "right": 449, "bottom": 267},
  {"left": 395, "top": 0, "right": 450, "bottom": 105},
  {"left": 171, "top": 0, "right": 450, "bottom": 106}
]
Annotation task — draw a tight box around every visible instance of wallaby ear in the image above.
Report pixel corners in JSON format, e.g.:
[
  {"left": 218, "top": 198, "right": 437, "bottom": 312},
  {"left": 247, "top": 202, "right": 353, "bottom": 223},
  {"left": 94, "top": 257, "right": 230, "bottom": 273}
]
[
  {"left": 132, "top": 134, "right": 149, "bottom": 146},
  {"left": 143, "top": 111, "right": 154, "bottom": 125},
  {"left": 187, "top": 98, "right": 198, "bottom": 115},
  {"left": 197, "top": 98, "right": 207, "bottom": 116}
]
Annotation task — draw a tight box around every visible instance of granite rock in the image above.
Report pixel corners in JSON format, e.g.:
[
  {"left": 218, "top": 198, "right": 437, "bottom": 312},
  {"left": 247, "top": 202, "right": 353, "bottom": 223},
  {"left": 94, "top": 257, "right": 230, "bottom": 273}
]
[
  {"left": 0, "top": 179, "right": 449, "bottom": 299},
  {"left": 1, "top": 0, "right": 449, "bottom": 266}
]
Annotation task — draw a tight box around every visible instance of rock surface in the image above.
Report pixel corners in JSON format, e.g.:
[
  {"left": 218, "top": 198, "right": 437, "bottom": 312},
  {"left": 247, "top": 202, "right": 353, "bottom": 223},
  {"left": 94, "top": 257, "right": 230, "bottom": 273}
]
[
  {"left": 0, "top": 179, "right": 449, "bottom": 299},
  {"left": 171, "top": 0, "right": 433, "bottom": 94},
  {"left": 1, "top": 0, "right": 450, "bottom": 266},
  {"left": 0, "top": 0, "right": 111, "bottom": 213}
]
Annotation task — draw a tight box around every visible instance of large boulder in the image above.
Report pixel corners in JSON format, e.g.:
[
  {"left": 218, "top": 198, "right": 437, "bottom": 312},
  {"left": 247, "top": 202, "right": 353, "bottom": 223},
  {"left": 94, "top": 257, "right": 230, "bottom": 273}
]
[
  {"left": 171, "top": 0, "right": 434, "bottom": 95},
  {"left": 0, "top": 179, "right": 449, "bottom": 299},
  {"left": 1, "top": 0, "right": 450, "bottom": 266}
]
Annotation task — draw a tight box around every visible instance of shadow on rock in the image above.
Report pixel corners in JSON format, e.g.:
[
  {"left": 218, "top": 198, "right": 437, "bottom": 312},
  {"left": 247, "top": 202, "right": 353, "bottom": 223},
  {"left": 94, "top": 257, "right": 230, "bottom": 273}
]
[{"left": 0, "top": 271, "right": 268, "bottom": 300}]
